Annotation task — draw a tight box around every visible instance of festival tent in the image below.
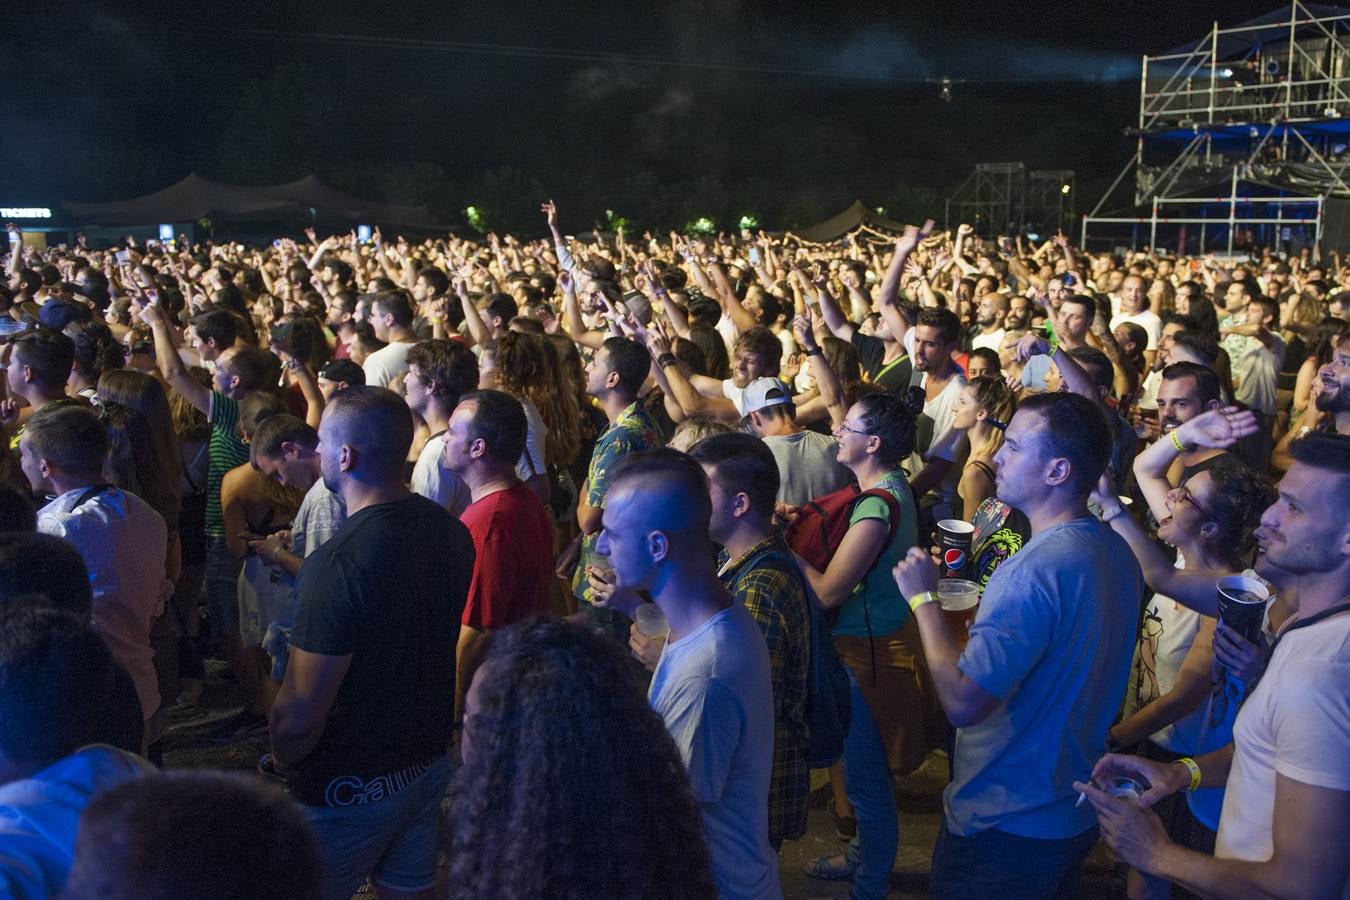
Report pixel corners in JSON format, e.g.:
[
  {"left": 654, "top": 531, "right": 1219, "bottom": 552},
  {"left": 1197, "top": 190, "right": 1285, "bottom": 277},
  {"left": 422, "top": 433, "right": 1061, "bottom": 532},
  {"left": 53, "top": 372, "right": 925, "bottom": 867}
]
[
  {"left": 65, "top": 173, "right": 435, "bottom": 229},
  {"left": 787, "top": 200, "right": 909, "bottom": 244}
]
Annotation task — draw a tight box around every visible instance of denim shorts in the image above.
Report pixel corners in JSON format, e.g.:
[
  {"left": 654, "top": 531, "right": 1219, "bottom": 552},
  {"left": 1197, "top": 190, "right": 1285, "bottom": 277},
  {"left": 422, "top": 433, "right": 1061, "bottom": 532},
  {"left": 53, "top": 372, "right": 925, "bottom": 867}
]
[
  {"left": 204, "top": 538, "right": 244, "bottom": 638},
  {"left": 304, "top": 754, "right": 452, "bottom": 900}
]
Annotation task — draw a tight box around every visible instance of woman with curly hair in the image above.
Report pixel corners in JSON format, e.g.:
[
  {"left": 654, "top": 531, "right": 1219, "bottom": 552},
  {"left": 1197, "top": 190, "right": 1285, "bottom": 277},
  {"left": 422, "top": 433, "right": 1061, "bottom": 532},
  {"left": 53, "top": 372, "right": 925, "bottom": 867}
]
[
  {"left": 66, "top": 319, "right": 126, "bottom": 399},
  {"left": 487, "top": 330, "right": 581, "bottom": 507},
  {"left": 1093, "top": 422, "right": 1277, "bottom": 900},
  {"left": 452, "top": 618, "right": 715, "bottom": 900}
]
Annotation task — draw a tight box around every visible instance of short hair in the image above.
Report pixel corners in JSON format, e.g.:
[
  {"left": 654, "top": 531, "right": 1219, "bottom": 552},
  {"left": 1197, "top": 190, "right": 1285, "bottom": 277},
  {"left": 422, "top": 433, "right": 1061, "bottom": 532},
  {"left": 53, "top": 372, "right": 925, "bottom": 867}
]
[
  {"left": 853, "top": 388, "right": 924, "bottom": 467},
  {"left": 66, "top": 319, "right": 125, "bottom": 379},
  {"left": 1230, "top": 280, "right": 1261, "bottom": 303},
  {"left": 610, "top": 448, "right": 712, "bottom": 535},
  {"left": 733, "top": 326, "right": 783, "bottom": 375},
  {"left": 485, "top": 293, "right": 519, "bottom": 325},
  {"left": 64, "top": 771, "right": 323, "bottom": 900},
  {"left": 416, "top": 266, "right": 449, "bottom": 296},
  {"left": 687, "top": 431, "right": 779, "bottom": 519},
  {"left": 190, "top": 309, "right": 237, "bottom": 348},
  {"left": 461, "top": 389, "right": 528, "bottom": 466},
  {"left": 1247, "top": 295, "right": 1280, "bottom": 328},
  {"left": 0, "top": 532, "right": 92, "bottom": 618},
  {"left": 1170, "top": 330, "right": 1219, "bottom": 365},
  {"left": 1060, "top": 293, "right": 1096, "bottom": 318},
  {"left": 407, "top": 338, "right": 479, "bottom": 403},
  {"left": 325, "top": 386, "right": 414, "bottom": 478},
  {"left": 220, "top": 346, "right": 278, "bottom": 393},
  {"left": 601, "top": 337, "right": 651, "bottom": 396},
  {"left": 0, "top": 606, "right": 121, "bottom": 768},
  {"left": 250, "top": 414, "right": 318, "bottom": 463},
  {"left": 320, "top": 257, "right": 354, "bottom": 285},
  {"left": 1017, "top": 392, "right": 1112, "bottom": 498},
  {"left": 24, "top": 404, "right": 107, "bottom": 475},
  {"left": 371, "top": 290, "right": 415, "bottom": 328},
  {"left": 915, "top": 307, "right": 962, "bottom": 344},
  {"left": 1161, "top": 361, "right": 1221, "bottom": 407},
  {"left": 0, "top": 483, "right": 35, "bottom": 532},
  {"left": 1288, "top": 432, "right": 1350, "bottom": 505},
  {"left": 12, "top": 329, "right": 76, "bottom": 386},
  {"left": 1063, "top": 346, "right": 1114, "bottom": 392}
]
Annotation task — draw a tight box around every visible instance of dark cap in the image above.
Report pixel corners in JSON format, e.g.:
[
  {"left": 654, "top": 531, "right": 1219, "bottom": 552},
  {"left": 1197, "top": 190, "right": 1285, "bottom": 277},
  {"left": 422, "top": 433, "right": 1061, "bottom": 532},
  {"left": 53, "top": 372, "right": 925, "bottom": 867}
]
[
  {"left": 318, "top": 358, "right": 366, "bottom": 386},
  {"left": 38, "top": 300, "right": 89, "bottom": 331}
]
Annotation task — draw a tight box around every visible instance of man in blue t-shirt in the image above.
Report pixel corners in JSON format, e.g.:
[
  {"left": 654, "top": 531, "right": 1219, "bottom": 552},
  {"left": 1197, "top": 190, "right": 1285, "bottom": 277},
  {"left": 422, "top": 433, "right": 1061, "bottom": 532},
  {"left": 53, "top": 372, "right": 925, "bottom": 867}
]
[{"left": 894, "top": 392, "right": 1143, "bottom": 900}]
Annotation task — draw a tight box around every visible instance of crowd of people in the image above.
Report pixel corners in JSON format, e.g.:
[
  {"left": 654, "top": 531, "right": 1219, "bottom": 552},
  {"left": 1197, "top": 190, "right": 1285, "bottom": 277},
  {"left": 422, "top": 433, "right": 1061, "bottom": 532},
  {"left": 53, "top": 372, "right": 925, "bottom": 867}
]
[{"left": 0, "top": 205, "right": 1347, "bottom": 900}]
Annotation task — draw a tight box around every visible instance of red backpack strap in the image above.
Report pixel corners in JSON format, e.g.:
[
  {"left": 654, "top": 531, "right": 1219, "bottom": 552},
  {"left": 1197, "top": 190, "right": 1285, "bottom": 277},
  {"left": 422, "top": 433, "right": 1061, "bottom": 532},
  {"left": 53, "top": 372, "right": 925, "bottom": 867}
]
[{"left": 854, "top": 485, "right": 902, "bottom": 543}]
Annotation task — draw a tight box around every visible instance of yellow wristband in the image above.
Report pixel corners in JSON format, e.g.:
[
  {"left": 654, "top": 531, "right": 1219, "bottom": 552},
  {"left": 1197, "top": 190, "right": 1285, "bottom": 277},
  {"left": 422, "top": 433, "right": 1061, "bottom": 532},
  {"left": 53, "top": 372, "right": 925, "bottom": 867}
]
[
  {"left": 1177, "top": 756, "right": 1202, "bottom": 792},
  {"left": 908, "top": 591, "right": 938, "bottom": 613},
  {"left": 1170, "top": 430, "right": 1186, "bottom": 453}
]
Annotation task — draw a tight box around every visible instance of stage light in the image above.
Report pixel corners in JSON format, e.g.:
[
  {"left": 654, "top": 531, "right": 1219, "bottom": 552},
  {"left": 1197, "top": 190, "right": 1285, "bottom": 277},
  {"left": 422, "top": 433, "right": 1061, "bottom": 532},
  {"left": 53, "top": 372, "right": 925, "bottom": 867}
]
[
  {"left": 939, "top": 77, "right": 953, "bottom": 102},
  {"left": 1221, "top": 68, "right": 1234, "bottom": 78},
  {"left": 738, "top": 215, "right": 759, "bottom": 230},
  {"left": 1061, "top": 184, "right": 1071, "bottom": 194}
]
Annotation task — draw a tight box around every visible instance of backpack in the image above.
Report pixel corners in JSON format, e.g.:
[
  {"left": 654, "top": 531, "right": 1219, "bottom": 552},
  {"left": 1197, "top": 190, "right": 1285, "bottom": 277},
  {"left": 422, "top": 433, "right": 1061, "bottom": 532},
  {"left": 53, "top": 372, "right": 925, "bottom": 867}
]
[
  {"left": 785, "top": 483, "right": 903, "bottom": 574},
  {"left": 783, "top": 481, "right": 907, "bottom": 765},
  {"left": 743, "top": 544, "right": 853, "bottom": 770}
]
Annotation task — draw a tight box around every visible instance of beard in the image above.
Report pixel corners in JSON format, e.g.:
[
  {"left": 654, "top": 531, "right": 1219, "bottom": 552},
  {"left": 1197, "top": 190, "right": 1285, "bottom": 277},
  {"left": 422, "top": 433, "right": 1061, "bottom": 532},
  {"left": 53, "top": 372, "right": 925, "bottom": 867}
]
[{"left": 1314, "top": 384, "right": 1350, "bottom": 413}]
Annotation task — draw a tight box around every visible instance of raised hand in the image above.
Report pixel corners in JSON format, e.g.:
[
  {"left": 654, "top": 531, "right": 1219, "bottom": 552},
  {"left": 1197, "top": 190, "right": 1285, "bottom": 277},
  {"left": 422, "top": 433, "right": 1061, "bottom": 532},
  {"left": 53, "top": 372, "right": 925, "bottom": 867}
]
[
  {"left": 1013, "top": 332, "right": 1050, "bottom": 363},
  {"left": 557, "top": 270, "right": 574, "bottom": 294},
  {"left": 891, "top": 545, "right": 940, "bottom": 603},
  {"left": 1174, "top": 406, "right": 1259, "bottom": 450},
  {"left": 792, "top": 310, "right": 818, "bottom": 352},
  {"left": 956, "top": 223, "right": 974, "bottom": 238},
  {"left": 540, "top": 199, "right": 558, "bottom": 228}
]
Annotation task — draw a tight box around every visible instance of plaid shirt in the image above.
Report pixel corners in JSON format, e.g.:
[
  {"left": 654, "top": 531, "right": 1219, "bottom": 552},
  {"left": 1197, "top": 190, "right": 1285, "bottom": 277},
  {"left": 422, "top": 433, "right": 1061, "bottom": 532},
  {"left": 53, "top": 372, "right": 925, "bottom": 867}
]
[{"left": 718, "top": 533, "right": 810, "bottom": 844}]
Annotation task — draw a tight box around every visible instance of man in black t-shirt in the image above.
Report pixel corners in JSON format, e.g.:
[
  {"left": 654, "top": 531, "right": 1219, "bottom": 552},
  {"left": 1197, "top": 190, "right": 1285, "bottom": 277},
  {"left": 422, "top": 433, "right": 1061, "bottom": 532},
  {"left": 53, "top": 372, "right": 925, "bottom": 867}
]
[{"left": 269, "top": 386, "right": 474, "bottom": 900}]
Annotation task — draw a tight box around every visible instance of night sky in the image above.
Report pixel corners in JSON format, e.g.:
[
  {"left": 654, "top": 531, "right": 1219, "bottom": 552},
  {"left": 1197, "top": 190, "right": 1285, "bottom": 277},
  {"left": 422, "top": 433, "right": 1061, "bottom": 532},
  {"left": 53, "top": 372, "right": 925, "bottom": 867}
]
[{"left": 2, "top": 0, "right": 1296, "bottom": 231}]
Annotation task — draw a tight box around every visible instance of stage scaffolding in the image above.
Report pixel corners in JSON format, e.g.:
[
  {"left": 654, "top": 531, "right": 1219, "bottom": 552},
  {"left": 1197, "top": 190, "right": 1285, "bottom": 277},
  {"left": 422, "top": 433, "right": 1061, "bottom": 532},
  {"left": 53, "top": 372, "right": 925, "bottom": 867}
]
[
  {"left": 1083, "top": 1, "right": 1350, "bottom": 253},
  {"left": 944, "top": 163, "right": 1075, "bottom": 238}
]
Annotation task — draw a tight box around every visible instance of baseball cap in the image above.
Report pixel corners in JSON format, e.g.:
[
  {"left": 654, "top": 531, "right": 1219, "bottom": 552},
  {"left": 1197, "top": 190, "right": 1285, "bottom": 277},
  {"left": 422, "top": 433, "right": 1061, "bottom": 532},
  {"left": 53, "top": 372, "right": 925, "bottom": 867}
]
[
  {"left": 38, "top": 300, "right": 89, "bottom": 331},
  {"left": 739, "top": 377, "right": 793, "bottom": 417},
  {"left": 318, "top": 359, "right": 366, "bottom": 386}
]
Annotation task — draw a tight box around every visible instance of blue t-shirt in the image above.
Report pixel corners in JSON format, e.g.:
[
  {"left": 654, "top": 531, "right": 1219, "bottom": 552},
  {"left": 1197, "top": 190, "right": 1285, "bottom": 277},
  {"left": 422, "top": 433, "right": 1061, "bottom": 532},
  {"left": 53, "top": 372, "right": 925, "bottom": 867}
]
[
  {"left": 832, "top": 470, "right": 919, "bottom": 639},
  {"left": 944, "top": 516, "right": 1143, "bottom": 839}
]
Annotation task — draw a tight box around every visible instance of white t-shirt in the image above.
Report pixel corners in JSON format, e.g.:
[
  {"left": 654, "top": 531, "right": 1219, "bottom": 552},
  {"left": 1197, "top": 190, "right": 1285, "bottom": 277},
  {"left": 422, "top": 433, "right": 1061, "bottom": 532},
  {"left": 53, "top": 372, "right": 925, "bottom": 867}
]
[
  {"left": 1136, "top": 367, "right": 1163, "bottom": 411},
  {"left": 1110, "top": 310, "right": 1162, "bottom": 349},
  {"left": 1215, "top": 611, "right": 1350, "bottom": 868},
  {"left": 971, "top": 328, "right": 1006, "bottom": 353},
  {"left": 38, "top": 487, "right": 168, "bottom": 723},
  {"left": 649, "top": 602, "right": 780, "bottom": 900},
  {"left": 361, "top": 340, "right": 413, "bottom": 389},
  {"left": 514, "top": 397, "right": 548, "bottom": 484},
  {"left": 1232, "top": 333, "right": 1287, "bottom": 416},
  {"left": 410, "top": 433, "right": 472, "bottom": 517}
]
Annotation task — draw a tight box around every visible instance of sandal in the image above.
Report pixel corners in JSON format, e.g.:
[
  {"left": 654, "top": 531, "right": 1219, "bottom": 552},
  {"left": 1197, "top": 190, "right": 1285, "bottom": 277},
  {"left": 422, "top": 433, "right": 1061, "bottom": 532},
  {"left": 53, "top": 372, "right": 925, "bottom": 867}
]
[{"left": 804, "top": 854, "right": 856, "bottom": 882}]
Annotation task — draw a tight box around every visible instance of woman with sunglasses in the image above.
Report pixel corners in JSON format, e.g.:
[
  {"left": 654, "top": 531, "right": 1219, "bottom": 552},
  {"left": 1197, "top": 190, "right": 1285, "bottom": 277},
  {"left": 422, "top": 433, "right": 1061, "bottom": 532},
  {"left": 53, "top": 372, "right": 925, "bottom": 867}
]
[
  {"left": 793, "top": 384, "right": 925, "bottom": 898},
  {"left": 1091, "top": 408, "right": 1275, "bottom": 900}
]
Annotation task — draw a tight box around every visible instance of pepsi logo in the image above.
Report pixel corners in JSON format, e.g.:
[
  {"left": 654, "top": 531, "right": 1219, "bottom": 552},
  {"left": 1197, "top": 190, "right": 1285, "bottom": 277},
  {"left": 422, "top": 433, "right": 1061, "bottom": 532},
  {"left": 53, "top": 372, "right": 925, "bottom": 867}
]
[{"left": 943, "top": 548, "right": 966, "bottom": 570}]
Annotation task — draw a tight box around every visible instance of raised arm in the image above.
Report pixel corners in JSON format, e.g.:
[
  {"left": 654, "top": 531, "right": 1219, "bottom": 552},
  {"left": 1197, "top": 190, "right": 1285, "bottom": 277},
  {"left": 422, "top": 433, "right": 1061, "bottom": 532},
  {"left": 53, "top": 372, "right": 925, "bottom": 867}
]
[
  {"left": 814, "top": 271, "right": 856, "bottom": 342},
  {"left": 139, "top": 299, "right": 211, "bottom": 414},
  {"left": 794, "top": 311, "right": 847, "bottom": 428}
]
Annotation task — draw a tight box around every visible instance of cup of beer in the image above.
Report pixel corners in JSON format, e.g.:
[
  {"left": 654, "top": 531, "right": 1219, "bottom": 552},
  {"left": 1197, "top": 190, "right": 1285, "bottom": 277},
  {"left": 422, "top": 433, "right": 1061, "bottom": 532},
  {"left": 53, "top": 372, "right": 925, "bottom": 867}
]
[
  {"left": 936, "top": 578, "right": 980, "bottom": 647},
  {"left": 936, "top": 519, "right": 975, "bottom": 578},
  {"left": 1106, "top": 775, "right": 1148, "bottom": 803},
  {"left": 634, "top": 602, "right": 669, "bottom": 640},
  {"left": 1216, "top": 574, "right": 1270, "bottom": 645}
]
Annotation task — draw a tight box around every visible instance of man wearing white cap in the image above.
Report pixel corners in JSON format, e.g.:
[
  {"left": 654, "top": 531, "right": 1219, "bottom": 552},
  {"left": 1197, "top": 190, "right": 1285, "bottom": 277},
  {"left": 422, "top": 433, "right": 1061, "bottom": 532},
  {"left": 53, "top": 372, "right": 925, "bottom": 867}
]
[{"left": 741, "top": 376, "right": 850, "bottom": 507}]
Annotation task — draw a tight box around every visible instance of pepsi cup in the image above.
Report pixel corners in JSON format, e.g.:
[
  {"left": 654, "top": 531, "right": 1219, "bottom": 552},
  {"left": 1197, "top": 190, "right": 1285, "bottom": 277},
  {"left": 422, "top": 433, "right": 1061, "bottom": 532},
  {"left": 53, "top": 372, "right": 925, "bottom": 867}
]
[{"left": 936, "top": 519, "right": 975, "bottom": 579}]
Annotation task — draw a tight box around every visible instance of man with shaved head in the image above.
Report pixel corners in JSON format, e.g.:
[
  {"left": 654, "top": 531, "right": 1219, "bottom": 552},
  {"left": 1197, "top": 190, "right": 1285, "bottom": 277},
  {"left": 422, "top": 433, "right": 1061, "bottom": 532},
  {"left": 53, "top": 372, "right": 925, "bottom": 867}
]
[
  {"left": 269, "top": 386, "right": 475, "bottom": 900},
  {"left": 597, "top": 449, "right": 780, "bottom": 899}
]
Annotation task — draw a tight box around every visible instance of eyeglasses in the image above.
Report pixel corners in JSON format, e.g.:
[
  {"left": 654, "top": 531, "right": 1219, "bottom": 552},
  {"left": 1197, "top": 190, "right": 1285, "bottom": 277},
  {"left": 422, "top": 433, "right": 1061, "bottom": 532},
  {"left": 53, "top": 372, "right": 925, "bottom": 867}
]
[
  {"left": 1176, "top": 484, "right": 1212, "bottom": 520},
  {"left": 833, "top": 421, "right": 871, "bottom": 437}
]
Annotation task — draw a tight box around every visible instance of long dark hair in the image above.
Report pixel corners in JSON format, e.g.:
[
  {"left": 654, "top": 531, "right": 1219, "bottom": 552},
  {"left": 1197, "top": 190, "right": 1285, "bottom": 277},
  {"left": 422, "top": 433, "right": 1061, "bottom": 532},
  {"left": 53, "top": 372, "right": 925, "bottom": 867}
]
[
  {"left": 450, "top": 619, "right": 715, "bottom": 900},
  {"left": 97, "top": 371, "right": 183, "bottom": 533}
]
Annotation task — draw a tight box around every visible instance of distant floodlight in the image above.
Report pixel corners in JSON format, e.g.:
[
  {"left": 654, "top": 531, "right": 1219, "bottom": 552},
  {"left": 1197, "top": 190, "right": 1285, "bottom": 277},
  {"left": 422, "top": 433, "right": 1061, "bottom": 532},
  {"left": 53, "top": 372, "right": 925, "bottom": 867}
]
[
  {"left": 939, "top": 77, "right": 953, "bottom": 102},
  {"left": 738, "top": 215, "right": 759, "bottom": 230},
  {"left": 1061, "top": 184, "right": 1071, "bottom": 194},
  {"left": 1221, "top": 68, "right": 1234, "bottom": 78},
  {"left": 1027, "top": 233, "right": 1041, "bottom": 242}
]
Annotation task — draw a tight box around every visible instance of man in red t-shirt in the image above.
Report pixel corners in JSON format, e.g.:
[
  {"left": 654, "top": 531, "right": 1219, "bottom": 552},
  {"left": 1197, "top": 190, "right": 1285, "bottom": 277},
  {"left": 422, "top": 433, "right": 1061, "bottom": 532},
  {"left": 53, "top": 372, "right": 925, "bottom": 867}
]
[{"left": 442, "top": 388, "right": 556, "bottom": 715}]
